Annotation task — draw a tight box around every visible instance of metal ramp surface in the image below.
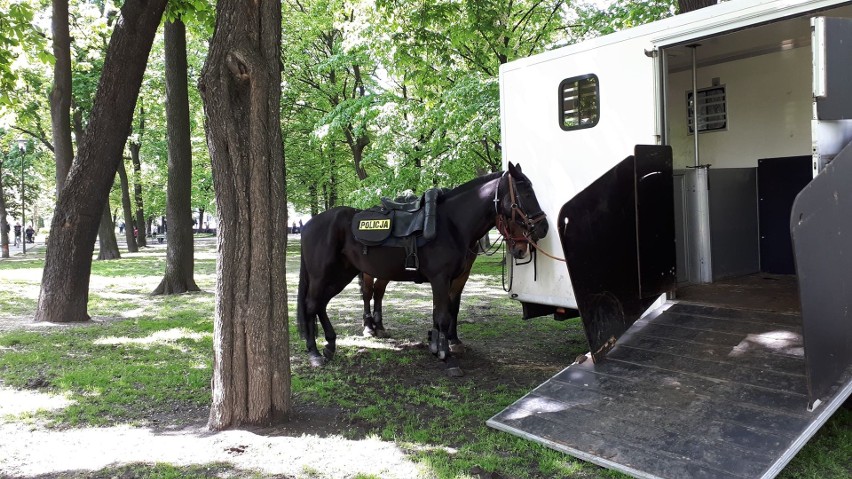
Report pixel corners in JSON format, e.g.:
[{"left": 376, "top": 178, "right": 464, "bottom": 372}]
[{"left": 487, "top": 302, "right": 852, "bottom": 479}]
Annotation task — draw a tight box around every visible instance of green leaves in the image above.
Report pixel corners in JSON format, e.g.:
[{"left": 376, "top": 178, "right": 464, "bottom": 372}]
[{"left": 0, "top": 1, "right": 49, "bottom": 105}]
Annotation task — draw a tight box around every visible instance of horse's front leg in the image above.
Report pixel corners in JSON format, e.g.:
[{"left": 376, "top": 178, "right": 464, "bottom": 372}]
[
  {"left": 372, "top": 278, "right": 388, "bottom": 338},
  {"left": 360, "top": 273, "right": 377, "bottom": 336},
  {"left": 429, "top": 278, "right": 463, "bottom": 377},
  {"left": 447, "top": 267, "right": 473, "bottom": 354}
]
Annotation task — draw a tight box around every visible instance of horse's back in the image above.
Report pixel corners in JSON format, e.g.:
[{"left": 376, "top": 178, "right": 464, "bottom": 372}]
[{"left": 301, "top": 206, "right": 358, "bottom": 250}]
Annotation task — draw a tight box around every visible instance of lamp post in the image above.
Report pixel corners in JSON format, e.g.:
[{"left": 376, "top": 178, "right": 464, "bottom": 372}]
[{"left": 16, "top": 138, "right": 26, "bottom": 254}]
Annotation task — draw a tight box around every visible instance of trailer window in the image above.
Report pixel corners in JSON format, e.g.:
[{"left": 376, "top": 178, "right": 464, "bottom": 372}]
[
  {"left": 559, "top": 75, "right": 599, "bottom": 131},
  {"left": 687, "top": 86, "right": 727, "bottom": 134}
]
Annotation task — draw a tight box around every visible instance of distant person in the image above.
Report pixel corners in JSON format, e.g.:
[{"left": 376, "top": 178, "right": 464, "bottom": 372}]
[
  {"left": 25, "top": 225, "right": 34, "bottom": 243},
  {"left": 13, "top": 222, "right": 21, "bottom": 246},
  {"left": 133, "top": 226, "right": 138, "bottom": 238},
  {"left": 119, "top": 222, "right": 125, "bottom": 234}
]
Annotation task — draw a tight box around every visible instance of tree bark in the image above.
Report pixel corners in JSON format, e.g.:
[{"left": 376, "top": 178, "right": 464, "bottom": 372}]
[
  {"left": 678, "top": 0, "right": 718, "bottom": 13},
  {"left": 35, "top": 0, "right": 167, "bottom": 323},
  {"left": 50, "top": 0, "right": 74, "bottom": 196},
  {"left": 200, "top": 0, "right": 290, "bottom": 429},
  {"left": 129, "top": 141, "right": 148, "bottom": 246},
  {"left": 117, "top": 159, "right": 138, "bottom": 252},
  {"left": 97, "top": 199, "right": 121, "bottom": 260},
  {"left": 153, "top": 18, "right": 199, "bottom": 295},
  {"left": 308, "top": 183, "right": 318, "bottom": 216}
]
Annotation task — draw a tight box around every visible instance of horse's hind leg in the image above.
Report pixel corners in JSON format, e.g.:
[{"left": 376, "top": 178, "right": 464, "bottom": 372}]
[
  {"left": 372, "top": 278, "right": 389, "bottom": 338},
  {"left": 317, "top": 307, "right": 337, "bottom": 360},
  {"left": 303, "top": 296, "right": 327, "bottom": 367}
]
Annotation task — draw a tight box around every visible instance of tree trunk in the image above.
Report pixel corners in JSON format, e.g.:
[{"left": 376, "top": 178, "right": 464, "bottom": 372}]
[
  {"left": 309, "top": 183, "right": 318, "bottom": 216},
  {"left": 200, "top": 0, "right": 290, "bottom": 429},
  {"left": 129, "top": 141, "right": 148, "bottom": 247},
  {"left": 97, "top": 199, "right": 121, "bottom": 260},
  {"left": 0, "top": 162, "right": 9, "bottom": 258},
  {"left": 35, "top": 0, "right": 167, "bottom": 323},
  {"left": 50, "top": 0, "right": 74, "bottom": 196},
  {"left": 678, "top": 0, "right": 718, "bottom": 13},
  {"left": 117, "top": 159, "right": 138, "bottom": 252},
  {"left": 153, "top": 18, "right": 199, "bottom": 295}
]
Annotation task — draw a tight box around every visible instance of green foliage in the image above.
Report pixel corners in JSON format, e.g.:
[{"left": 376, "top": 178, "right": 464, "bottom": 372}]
[
  {"left": 570, "top": 0, "right": 678, "bottom": 40},
  {"left": 0, "top": 1, "right": 50, "bottom": 105}
]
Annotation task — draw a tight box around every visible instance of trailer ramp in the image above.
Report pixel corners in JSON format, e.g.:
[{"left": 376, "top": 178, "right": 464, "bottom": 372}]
[{"left": 487, "top": 302, "right": 852, "bottom": 479}]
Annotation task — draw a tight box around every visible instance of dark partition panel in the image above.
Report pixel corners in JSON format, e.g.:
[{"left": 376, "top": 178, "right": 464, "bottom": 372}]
[
  {"left": 791, "top": 145, "right": 852, "bottom": 406},
  {"left": 758, "top": 156, "right": 811, "bottom": 274},
  {"left": 559, "top": 145, "right": 674, "bottom": 362},
  {"left": 709, "top": 168, "right": 759, "bottom": 280}
]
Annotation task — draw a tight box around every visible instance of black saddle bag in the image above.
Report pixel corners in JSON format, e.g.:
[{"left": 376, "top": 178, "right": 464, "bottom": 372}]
[{"left": 352, "top": 208, "right": 394, "bottom": 246}]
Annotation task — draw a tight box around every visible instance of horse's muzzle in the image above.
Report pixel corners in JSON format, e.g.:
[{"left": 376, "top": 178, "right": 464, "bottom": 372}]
[{"left": 530, "top": 216, "right": 549, "bottom": 242}]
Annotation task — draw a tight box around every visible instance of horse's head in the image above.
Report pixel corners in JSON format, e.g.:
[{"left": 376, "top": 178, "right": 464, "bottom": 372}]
[{"left": 496, "top": 162, "right": 549, "bottom": 259}]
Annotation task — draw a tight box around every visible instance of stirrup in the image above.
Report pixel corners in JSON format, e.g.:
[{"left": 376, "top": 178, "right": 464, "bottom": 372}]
[{"left": 405, "top": 252, "right": 419, "bottom": 271}]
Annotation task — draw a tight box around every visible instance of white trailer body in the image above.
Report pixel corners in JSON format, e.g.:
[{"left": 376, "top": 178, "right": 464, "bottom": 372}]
[
  {"left": 501, "top": 0, "right": 852, "bottom": 310},
  {"left": 491, "top": 1, "right": 852, "bottom": 478}
]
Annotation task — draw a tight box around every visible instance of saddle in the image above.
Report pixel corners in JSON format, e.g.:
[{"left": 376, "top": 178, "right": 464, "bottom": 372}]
[{"left": 352, "top": 188, "right": 444, "bottom": 270}]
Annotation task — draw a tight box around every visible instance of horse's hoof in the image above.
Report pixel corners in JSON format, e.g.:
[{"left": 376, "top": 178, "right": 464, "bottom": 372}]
[
  {"left": 323, "top": 346, "right": 335, "bottom": 360},
  {"left": 449, "top": 340, "right": 465, "bottom": 354},
  {"left": 363, "top": 326, "right": 376, "bottom": 337},
  {"left": 446, "top": 367, "right": 465, "bottom": 377},
  {"left": 375, "top": 328, "right": 389, "bottom": 338},
  {"left": 308, "top": 353, "right": 326, "bottom": 367}
]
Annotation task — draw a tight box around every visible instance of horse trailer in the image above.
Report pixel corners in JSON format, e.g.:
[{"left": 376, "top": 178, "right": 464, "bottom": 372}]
[{"left": 488, "top": 1, "right": 852, "bottom": 478}]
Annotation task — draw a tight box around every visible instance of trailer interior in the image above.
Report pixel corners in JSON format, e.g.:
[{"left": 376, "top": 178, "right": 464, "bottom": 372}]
[{"left": 488, "top": 4, "right": 852, "bottom": 479}]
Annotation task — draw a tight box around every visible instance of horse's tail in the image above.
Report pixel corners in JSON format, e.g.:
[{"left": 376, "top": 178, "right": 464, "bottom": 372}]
[{"left": 296, "top": 254, "right": 310, "bottom": 340}]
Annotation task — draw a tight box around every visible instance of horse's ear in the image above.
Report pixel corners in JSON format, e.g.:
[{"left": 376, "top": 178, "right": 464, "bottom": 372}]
[{"left": 508, "top": 162, "right": 522, "bottom": 176}]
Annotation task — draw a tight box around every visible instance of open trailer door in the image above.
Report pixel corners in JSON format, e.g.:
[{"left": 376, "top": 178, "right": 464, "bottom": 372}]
[{"left": 796, "top": 16, "right": 852, "bottom": 408}]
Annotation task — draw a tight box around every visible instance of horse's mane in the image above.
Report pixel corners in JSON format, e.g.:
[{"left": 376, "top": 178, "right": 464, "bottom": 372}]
[{"left": 438, "top": 171, "right": 503, "bottom": 203}]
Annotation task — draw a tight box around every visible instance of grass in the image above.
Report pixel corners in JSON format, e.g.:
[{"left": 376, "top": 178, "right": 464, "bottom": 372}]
[{"left": 0, "top": 236, "right": 850, "bottom": 479}]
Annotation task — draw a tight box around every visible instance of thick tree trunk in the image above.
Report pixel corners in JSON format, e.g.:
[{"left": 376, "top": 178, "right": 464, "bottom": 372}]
[
  {"left": 50, "top": 0, "right": 74, "bottom": 195},
  {"left": 200, "top": 0, "right": 290, "bottom": 429},
  {"left": 35, "top": 0, "right": 167, "bottom": 323},
  {"left": 117, "top": 159, "right": 138, "bottom": 252},
  {"left": 678, "top": 0, "right": 718, "bottom": 13},
  {"left": 97, "top": 199, "right": 121, "bottom": 260},
  {"left": 129, "top": 141, "right": 148, "bottom": 247},
  {"left": 153, "top": 18, "right": 199, "bottom": 295}
]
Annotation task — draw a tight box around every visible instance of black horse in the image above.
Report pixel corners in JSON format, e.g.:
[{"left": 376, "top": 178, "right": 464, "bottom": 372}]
[{"left": 296, "top": 163, "right": 548, "bottom": 376}]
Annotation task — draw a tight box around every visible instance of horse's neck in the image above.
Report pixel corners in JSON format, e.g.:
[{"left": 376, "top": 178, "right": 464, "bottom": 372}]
[{"left": 443, "top": 176, "right": 499, "bottom": 244}]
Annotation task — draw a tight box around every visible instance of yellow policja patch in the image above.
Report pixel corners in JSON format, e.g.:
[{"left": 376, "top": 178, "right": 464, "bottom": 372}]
[{"left": 359, "top": 219, "right": 391, "bottom": 230}]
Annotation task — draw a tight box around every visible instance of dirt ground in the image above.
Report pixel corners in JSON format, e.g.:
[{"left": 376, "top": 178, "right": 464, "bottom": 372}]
[{"left": 0, "top": 239, "right": 583, "bottom": 478}]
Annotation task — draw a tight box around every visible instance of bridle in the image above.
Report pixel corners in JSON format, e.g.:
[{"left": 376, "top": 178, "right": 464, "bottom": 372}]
[
  {"left": 493, "top": 171, "right": 565, "bottom": 262},
  {"left": 494, "top": 171, "right": 547, "bottom": 247}
]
